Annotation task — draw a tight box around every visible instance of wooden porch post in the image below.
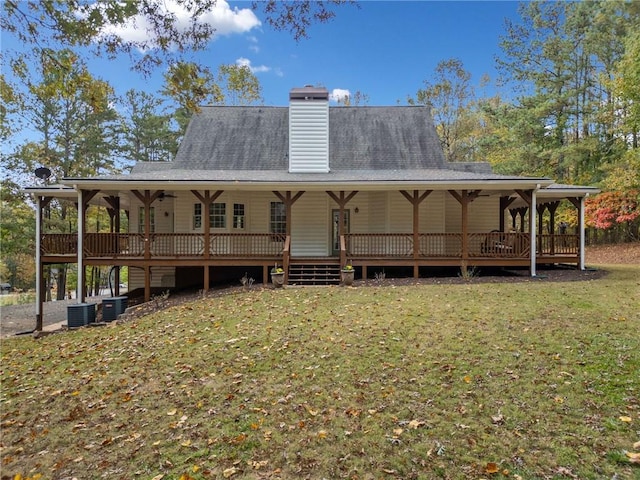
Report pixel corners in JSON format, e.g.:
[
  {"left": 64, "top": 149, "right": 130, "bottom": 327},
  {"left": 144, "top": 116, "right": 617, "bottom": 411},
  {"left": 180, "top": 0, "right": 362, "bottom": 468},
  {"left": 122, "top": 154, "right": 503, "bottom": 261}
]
[
  {"left": 274, "top": 191, "right": 305, "bottom": 282},
  {"left": 547, "top": 201, "right": 560, "bottom": 254},
  {"left": 567, "top": 197, "right": 585, "bottom": 270},
  {"left": 326, "top": 191, "right": 358, "bottom": 267},
  {"left": 500, "top": 196, "right": 516, "bottom": 232},
  {"left": 519, "top": 208, "right": 528, "bottom": 232},
  {"left": 400, "top": 190, "right": 432, "bottom": 277},
  {"left": 34, "top": 196, "right": 51, "bottom": 331},
  {"left": 530, "top": 190, "right": 538, "bottom": 276},
  {"left": 515, "top": 189, "right": 536, "bottom": 276},
  {"left": 77, "top": 190, "right": 85, "bottom": 303},
  {"left": 132, "top": 190, "right": 163, "bottom": 301},
  {"left": 104, "top": 195, "right": 121, "bottom": 296},
  {"left": 448, "top": 190, "right": 480, "bottom": 268},
  {"left": 77, "top": 190, "right": 99, "bottom": 302},
  {"left": 192, "top": 190, "right": 223, "bottom": 292},
  {"left": 537, "top": 204, "right": 546, "bottom": 235},
  {"left": 579, "top": 196, "right": 586, "bottom": 270}
]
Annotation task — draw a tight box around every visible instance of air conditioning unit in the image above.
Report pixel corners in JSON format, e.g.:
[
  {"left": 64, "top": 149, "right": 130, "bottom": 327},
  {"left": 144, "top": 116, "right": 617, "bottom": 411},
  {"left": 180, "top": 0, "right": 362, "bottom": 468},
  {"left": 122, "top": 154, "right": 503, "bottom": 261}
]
[{"left": 67, "top": 303, "right": 96, "bottom": 328}]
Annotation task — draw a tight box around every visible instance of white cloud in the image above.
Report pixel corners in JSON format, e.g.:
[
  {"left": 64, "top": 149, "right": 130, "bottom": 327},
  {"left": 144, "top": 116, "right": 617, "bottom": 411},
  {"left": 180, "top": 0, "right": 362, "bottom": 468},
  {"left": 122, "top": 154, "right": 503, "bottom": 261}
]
[
  {"left": 330, "top": 88, "right": 351, "bottom": 103},
  {"left": 98, "top": 0, "right": 260, "bottom": 47},
  {"left": 236, "top": 57, "right": 270, "bottom": 74}
]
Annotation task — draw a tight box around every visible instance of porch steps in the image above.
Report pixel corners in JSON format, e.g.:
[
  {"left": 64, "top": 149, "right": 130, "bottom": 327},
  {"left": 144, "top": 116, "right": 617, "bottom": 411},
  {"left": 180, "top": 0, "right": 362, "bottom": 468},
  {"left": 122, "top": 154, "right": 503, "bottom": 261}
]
[{"left": 288, "top": 263, "right": 341, "bottom": 286}]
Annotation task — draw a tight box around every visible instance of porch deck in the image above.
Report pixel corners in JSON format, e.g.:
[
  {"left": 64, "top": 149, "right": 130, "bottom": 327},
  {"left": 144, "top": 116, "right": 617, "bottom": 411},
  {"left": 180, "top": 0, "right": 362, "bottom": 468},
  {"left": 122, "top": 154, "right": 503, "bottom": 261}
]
[{"left": 41, "top": 232, "right": 580, "bottom": 267}]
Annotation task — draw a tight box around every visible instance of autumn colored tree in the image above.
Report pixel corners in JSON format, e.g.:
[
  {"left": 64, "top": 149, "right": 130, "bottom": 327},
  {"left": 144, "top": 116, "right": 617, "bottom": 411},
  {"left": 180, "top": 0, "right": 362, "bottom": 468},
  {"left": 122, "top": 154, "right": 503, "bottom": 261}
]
[{"left": 585, "top": 190, "right": 640, "bottom": 240}]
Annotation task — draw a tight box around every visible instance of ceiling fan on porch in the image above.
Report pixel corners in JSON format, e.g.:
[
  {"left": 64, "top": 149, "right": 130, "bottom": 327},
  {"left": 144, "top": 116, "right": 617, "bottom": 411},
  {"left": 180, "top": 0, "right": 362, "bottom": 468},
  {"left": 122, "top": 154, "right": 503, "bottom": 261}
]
[{"left": 158, "top": 192, "right": 176, "bottom": 201}]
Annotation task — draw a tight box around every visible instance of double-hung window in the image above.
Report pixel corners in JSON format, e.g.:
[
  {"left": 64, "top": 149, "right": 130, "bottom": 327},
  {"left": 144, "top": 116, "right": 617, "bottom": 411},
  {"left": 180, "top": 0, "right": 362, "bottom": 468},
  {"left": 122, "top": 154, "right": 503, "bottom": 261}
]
[
  {"left": 194, "top": 202, "right": 227, "bottom": 229},
  {"left": 233, "top": 203, "right": 245, "bottom": 229},
  {"left": 270, "top": 202, "right": 286, "bottom": 235},
  {"left": 138, "top": 206, "right": 155, "bottom": 233}
]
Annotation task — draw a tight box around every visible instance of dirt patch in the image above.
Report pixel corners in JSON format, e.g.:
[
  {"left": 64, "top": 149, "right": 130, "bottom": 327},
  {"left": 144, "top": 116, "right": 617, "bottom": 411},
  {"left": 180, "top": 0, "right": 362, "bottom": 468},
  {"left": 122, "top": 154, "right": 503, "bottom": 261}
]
[{"left": 586, "top": 242, "right": 640, "bottom": 265}]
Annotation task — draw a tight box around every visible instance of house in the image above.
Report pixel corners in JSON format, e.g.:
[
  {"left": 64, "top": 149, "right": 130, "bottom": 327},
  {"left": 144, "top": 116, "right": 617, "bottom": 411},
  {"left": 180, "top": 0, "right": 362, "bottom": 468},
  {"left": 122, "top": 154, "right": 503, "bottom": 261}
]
[{"left": 26, "top": 86, "right": 599, "bottom": 328}]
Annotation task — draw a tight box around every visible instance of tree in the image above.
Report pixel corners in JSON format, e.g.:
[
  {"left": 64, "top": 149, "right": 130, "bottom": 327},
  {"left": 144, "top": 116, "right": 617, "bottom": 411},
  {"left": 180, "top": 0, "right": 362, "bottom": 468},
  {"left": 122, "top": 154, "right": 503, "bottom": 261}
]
[
  {"left": 1, "top": 0, "right": 353, "bottom": 75},
  {"left": 162, "top": 61, "right": 222, "bottom": 135},
  {"left": 614, "top": 29, "right": 640, "bottom": 148},
  {"left": 496, "top": 1, "right": 632, "bottom": 185},
  {"left": 0, "top": 179, "right": 36, "bottom": 289},
  {"left": 334, "top": 90, "right": 370, "bottom": 106},
  {"left": 585, "top": 189, "right": 640, "bottom": 240},
  {"left": 5, "top": 49, "right": 121, "bottom": 299},
  {"left": 120, "top": 89, "right": 179, "bottom": 163},
  {"left": 410, "top": 58, "right": 476, "bottom": 162},
  {"left": 217, "top": 64, "right": 263, "bottom": 106}
]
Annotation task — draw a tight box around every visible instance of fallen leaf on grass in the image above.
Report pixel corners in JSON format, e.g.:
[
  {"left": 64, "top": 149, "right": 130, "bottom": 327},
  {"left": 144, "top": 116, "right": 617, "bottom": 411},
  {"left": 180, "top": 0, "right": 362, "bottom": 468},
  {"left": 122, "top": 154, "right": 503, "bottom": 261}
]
[
  {"left": 619, "top": 416, "right": 632, "bottom": 423},
  {"left": 408, "top": 419, "right": 426, "bottom": 429},
  {"left": 223, "top": 467, "right": 238, "bottom": 478},
  {"left": 626, "top": 451, "right": 640, "bottom": 463},
  {"left": 484, "top": 462, "right": 499, "bottom": 474}
]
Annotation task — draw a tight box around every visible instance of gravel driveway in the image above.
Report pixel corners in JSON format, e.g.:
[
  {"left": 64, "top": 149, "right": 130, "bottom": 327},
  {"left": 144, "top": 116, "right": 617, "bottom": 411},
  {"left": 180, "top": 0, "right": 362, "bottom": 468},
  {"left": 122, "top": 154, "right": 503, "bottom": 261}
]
[{"left": 0, "top": 296, "right": 108, "bottom": 338}]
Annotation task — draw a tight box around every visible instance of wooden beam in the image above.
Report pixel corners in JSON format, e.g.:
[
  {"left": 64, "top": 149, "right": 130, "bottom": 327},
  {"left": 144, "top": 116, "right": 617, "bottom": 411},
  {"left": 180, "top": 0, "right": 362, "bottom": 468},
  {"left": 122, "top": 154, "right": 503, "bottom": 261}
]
[
  {"left": 515, "top": 189, "right": 532, "bottom": 206},
  {"left": 567, "top": 197, "right": 581, "bottom": 209},
  {"left": 273, "top": 191, "right": 305, "bottom": 237},
  {"left": 500, "top": 196, "right": 516, "bottom": 232},
  {"left": 191, "top": 190, "right": 223, "bottom": 265},
  {"left": 400, "top": 190, "right": 432, "bottom": 266}
]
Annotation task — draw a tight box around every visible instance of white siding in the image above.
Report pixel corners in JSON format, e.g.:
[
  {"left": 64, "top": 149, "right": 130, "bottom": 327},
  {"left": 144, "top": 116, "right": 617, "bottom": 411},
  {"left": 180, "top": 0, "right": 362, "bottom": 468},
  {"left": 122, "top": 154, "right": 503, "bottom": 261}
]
[
  {"left": 444, "top": 193, "right": 500, "bottom": 233},
  {"left": 445, "top": 193, "right": 462, "bottom": 233},
  {"left": 291, "top": 192, "right": 329, "bottom": 256},
  {"left": 468, "top": 197, "right": 500, "bottom": 232},
  {"left": 420, "top": 191, "right": 445, "bottom": 232},
  {"left": 389, "top": 192, "right": 413, "bottom": 232},
  {"left": 350, "top": 192, "right": 368, "bottom": 233},
  {"left": 368, "top": 192, "right": 387, "bottom": 233},
  {"left": 129, "top": 266, "right": 175, "bottom": 290},
  {"left": 127, "top": 194, "right": 174, "bottom": 234},
  {"left": 289, "top": 100, "right": 329, "bottom": 173}
]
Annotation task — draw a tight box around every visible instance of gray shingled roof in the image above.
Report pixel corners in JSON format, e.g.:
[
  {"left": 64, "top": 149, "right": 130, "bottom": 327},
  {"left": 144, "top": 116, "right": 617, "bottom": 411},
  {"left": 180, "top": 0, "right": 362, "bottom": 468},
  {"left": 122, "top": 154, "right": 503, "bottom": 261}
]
[
  {"left": 95, "top": 105, "right": 551, "bottom": 187},
  {"left": 169, "top": 105, "right": 452, "bottom": 172}
]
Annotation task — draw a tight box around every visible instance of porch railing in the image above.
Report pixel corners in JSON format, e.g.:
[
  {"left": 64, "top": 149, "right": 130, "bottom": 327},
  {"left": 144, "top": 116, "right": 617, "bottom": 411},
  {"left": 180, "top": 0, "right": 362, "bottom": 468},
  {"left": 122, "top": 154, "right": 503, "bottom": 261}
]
[
  {"left": 41, "top": 233, "right": 286, "bottom": 258},
  {"left": 41, "top": 232, "right": 578, "bottom": 259}
]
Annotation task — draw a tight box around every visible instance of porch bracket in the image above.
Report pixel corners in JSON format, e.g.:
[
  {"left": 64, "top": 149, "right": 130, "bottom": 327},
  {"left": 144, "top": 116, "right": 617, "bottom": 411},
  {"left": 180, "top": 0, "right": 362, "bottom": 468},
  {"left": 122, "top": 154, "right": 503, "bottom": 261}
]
[{"left": 400, "top": 190, "right": 432, "bottom": 266}]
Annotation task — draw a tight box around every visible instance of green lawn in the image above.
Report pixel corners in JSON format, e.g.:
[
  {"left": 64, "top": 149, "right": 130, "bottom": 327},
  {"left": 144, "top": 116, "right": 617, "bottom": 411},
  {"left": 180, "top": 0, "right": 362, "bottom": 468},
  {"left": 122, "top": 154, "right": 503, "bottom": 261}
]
[{"left": 1, "top": 265, "right": 639, "bottom": 479}]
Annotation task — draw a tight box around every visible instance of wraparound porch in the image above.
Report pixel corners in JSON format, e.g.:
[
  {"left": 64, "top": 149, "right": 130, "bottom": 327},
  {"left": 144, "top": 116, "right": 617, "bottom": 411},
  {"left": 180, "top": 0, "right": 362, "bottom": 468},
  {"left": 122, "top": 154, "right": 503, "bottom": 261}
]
[{"left": 40, "top": 231, "right": 581, "bottom": 287}]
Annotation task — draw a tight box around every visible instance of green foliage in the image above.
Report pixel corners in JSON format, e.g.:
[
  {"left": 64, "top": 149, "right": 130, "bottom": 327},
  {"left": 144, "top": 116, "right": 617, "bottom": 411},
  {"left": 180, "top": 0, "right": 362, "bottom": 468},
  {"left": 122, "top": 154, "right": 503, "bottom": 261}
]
[
  {"left": 410, "top": 58, "right": 476, "bottom": 162},
  {"left": 217, "top": 64, "right": 263, "bottom": 106},
  {"left": 496, "top": 0, "right": 633, "bottom": 186},
  {"left": 0, "top": 179, "right": 36, "bottom": 288},
  {"left": 120, "top": 89, "right": 179, "bottom": 163}
]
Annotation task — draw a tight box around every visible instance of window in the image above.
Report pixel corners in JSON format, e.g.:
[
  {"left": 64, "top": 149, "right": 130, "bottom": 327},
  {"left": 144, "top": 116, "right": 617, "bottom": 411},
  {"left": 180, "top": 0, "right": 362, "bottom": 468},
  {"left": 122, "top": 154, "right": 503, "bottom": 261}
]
[
  {"left": 233, "top": 203, "right": 245, "bottom": 229},
  {"left": 194, "top": 202, "right": 226, "bottom": 229},
  {"left": 193, "top": 203, "right": 202, "bottom": 229},
  {"left": 210, "top": 202, "right": 226, "bottom": 229},
  {"left": 138, "top": 206, "right": 155, "bottom": 233},
  {"left": 270, "top": 202, "right": 286, "bottom": 234}
]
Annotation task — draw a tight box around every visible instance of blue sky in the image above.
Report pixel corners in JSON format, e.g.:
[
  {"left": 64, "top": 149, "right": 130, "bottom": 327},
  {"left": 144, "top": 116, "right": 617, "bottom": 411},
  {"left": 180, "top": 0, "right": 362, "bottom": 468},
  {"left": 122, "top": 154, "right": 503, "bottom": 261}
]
[{"left": 82, "top": 0, "right": 523, "bottom": 106}]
